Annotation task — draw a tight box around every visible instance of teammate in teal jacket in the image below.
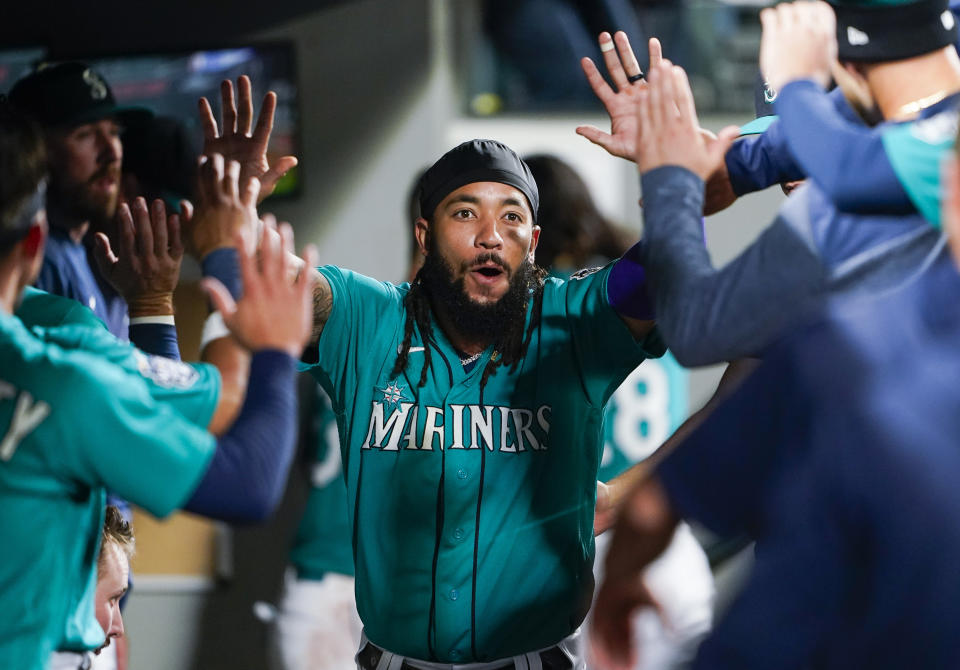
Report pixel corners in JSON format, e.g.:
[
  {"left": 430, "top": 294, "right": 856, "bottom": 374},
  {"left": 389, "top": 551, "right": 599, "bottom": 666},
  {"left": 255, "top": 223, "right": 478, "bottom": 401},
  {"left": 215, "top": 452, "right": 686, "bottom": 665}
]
[{"left": 0, "top": 103, "right": 315, "bottom": 670}]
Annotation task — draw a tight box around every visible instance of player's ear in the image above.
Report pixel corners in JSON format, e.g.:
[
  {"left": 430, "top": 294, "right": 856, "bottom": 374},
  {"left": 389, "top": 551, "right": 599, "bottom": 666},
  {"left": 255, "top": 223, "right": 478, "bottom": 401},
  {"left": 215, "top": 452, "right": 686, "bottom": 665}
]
[
  {"left": 414, "top": 217, "right": 430, "bottom": 256},
  {"left": 528, "top": 225, "right": 541, "bottom": 264}
]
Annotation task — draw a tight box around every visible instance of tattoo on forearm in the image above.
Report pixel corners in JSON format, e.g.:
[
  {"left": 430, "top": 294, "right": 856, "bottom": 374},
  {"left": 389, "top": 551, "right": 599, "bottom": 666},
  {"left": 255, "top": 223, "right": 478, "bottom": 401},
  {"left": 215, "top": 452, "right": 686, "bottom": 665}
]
[{"left": 310, "top": 278, "right": 332, "bottom": 346}]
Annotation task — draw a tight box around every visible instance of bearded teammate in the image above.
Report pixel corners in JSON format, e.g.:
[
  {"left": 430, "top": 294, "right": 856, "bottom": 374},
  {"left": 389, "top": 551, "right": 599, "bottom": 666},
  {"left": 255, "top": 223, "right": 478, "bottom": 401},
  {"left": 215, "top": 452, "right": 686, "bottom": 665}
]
[
  {"left": 0, "top": 103, "right": 315, "bottom": 670},
  {"left": 282, "top": 139, "right": 662, "bottom": 668}
]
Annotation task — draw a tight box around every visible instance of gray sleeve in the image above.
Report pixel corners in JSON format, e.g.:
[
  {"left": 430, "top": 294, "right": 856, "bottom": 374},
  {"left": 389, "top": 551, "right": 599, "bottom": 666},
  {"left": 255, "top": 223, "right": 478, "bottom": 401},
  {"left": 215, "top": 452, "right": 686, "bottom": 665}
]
[{"left": 639, "top": 166, "right": 827, "bottom": 367}]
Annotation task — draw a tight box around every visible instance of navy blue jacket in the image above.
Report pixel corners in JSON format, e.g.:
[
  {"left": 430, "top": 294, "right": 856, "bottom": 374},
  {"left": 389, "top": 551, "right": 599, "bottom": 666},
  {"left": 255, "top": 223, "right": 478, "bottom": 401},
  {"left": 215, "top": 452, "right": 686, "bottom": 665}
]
[{"left": 658, "top": 252, "right": 960, "bottom": 669}]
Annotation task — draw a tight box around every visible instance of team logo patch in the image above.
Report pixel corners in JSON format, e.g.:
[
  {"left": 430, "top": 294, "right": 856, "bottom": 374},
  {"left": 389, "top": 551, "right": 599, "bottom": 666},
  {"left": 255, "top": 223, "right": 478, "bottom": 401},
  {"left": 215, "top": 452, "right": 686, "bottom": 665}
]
[
  {"left": 133, "top": 351, "right": 200, "bottom": 389},
  {"left": 82, "top": 69, "right": 108, "bottom": 100},
  {"left": 570, "top": 266, "right": 603, "bottom": 281},
  {"left": 763, "top": 82, "right": 778, "bottom": 104},
  {"left": 377, "top": 380, "right": 409, "bottom": 409}
]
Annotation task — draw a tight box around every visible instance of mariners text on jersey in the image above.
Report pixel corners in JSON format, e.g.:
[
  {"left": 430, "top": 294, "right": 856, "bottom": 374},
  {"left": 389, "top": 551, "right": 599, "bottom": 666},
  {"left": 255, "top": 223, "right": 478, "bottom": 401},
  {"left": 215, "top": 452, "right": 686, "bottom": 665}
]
[{"left": 363, "top": 394, "right": 552, "bottom": 453}]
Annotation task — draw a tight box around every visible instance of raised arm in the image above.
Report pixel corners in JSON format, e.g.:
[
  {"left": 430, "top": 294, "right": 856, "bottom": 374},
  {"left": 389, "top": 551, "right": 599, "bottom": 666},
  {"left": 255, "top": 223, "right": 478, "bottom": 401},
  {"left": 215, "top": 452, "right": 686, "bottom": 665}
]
[
  {"left": 184, "top": 215, "right": 318, "bottom": 522},
  {"left": 632, "top": 62, "right": 830, "bottom": 366},
  {"left": 758, "top": 2, "right": 914, "bottom": 215}
]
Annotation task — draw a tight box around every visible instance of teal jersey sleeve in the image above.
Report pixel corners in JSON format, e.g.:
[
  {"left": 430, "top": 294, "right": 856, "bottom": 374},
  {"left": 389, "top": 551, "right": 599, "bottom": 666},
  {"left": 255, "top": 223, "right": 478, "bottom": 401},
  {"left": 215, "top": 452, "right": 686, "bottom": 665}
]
[
  {"left": 881, "top": 109, "right": 958, "bottom": 228},
  {"left": 17, "top": 286, "right": 220, "bottom": 427},
  {"left": 0, "top": 313, "right": 216, "bottom": 669},
  {"left": 17, "top": 286, "right": 107, "bottom": 331},
  {"left": 35, "top": 323, "right": 220, "bottom": 428},
  {"left": 305, "top": 266, "right": 407, "bottom": 409},
  {"left": 1, "top": 316, "right": 217, "bottom": 517},
  {"left": 549, "top": 264, "right": 666, "bottom": 408}
]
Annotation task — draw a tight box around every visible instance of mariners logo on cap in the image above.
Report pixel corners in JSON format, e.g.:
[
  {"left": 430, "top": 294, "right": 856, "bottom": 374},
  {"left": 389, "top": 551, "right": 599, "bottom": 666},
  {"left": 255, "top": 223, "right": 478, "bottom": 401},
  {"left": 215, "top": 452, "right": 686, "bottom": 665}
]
[
  {"left": 82, "top": 69, "right": 108, "bottom": 101},
  {"left": 763, "top": 82, "right": 778, "bottom": 104}
]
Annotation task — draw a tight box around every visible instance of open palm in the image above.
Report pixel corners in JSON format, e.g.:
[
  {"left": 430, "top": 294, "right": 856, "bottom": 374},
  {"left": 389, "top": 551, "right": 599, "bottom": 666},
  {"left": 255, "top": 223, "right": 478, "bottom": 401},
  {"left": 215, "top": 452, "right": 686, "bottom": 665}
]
[
  {"left": 199, "top": 75, "right": 298, "bottom": 204},
  {"left": 577, "top": 33, "right": 663, "bottom": 162}
]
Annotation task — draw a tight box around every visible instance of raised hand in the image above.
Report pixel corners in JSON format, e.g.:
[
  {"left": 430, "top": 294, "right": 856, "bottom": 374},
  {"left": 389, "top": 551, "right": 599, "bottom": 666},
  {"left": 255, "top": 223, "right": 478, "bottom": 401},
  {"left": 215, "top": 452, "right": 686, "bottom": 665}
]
[
  {"left": 93, "top": 198, "right": 184, "bottom": 317},
  {"left": 198, "top": 75, "right": 298, "bottom": 204},
  {"left": 202, "top": 222, "right": 317, "bottom": 357},
  {"left": 636, "top": 62, "right": 740, "bottom": 179},
  {"left": 760, "top": 1, "right": 837, "bottom": 92},
  {"left": 184, "top": 153, "right": 260, "bottom": 260},
  {"left": 577, "top": 32, "right": 662, "bottom": 161}
]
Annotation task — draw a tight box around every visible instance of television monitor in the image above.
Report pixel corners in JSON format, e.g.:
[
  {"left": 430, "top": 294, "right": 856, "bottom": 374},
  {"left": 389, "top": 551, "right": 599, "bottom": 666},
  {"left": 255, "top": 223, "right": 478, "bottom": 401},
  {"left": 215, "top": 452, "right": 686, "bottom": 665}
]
[
  {"left": 85, "top": 43, "right": 300, "bottom": 198},
  {"left": 0, "top": 48, "right": 46, "bottom": 94}
]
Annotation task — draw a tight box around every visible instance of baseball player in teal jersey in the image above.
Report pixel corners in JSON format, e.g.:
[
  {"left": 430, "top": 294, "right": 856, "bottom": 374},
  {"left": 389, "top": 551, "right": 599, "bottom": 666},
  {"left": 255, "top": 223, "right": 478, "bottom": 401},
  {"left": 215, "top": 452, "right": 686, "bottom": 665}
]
[
  {"left": 16, "top": 287, "right": 223, "bottom": 427},
  {"left": 272, "top": 385, "right": 361, "bottom": 670},
  {"left": 0, "top": 105, "right": 316, "bottom": 670},
  {"left": 299, "top": 139, "right": 662, "bottom": 668}
]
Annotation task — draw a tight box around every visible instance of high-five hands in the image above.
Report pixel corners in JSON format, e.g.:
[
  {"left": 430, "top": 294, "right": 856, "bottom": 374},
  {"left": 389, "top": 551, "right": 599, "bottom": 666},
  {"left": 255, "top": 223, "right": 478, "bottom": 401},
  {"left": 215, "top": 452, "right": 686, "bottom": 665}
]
[
  {"left": 635, "top": 62, "right": 740, "bottom": 180},
  {"left": 198, "top": 75, "right": 298, "bottom": 205},
  {"left": 202, "top": 220, "right": 317, "bottom": 358},
  {"left": 184, "top": 154, "right": 260, "bottom": 260},
  {"left": 93, "top": 198, "right": 184, "bottom": 317},
  {"left": 760, "top": 1, "right": 837, "bottom": 92},
  {"left": 577, "top": 32, "right": 663, "bottom": 161}
]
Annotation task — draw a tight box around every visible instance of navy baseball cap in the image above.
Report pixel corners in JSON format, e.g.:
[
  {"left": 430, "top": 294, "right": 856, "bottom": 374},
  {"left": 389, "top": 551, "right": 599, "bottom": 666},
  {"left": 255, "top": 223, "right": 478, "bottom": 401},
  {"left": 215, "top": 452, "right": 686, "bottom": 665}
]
[
  {"left": 418, "top": 139, "right": 540, "bottom": 224},
  {"left": 8, "top": 62, "right": 151, "bottom": 129},
  {"left": 830, "top": 0, "right": 957, "bottom": 62}
]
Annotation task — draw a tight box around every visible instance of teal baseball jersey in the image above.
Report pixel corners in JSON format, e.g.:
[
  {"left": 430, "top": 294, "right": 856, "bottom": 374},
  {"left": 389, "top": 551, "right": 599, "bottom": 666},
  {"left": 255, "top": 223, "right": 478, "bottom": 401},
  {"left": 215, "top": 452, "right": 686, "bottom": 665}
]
[
  {"left": 305, "top": 263, "right": 664, "bottom": 662},
  {"left": 18, "top": 286, "right": 106, "bottom": 330},
  {"left": 16, "top": 287, "right": 221, "bottom": 429},
  {"left": 0, "top": 311, "right": 217, "bottom": 670},
  {"left": 598, "top": 351, "right": 688, "bottom": 482},
  {"left": 288, "top": 384, "right": 354, "bottom": 579},
  {"left": 881, "top": 107, "right": 958, "bottom": 228}
]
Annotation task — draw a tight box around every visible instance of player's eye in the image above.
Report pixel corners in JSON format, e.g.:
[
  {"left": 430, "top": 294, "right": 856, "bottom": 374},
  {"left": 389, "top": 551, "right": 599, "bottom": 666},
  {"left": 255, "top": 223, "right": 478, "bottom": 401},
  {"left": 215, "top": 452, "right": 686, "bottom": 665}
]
[
  {"left": 503, "top": 211, "right": 524, "bottom": 223},
  {"left": 453, "top": 209, "right": 475, "bottom": 220}
]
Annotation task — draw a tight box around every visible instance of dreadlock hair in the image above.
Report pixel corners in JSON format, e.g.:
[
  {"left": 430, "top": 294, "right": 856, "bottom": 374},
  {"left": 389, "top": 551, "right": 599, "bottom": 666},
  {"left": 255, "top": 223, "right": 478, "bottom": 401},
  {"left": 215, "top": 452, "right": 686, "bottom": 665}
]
[{"left": 390, "top": 246, "right": 548, "bottom": 392}]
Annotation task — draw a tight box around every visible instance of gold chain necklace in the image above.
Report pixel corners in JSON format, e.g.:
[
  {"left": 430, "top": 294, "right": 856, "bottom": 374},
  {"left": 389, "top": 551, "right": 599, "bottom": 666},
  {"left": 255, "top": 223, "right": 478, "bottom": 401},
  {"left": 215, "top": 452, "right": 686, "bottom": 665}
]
[{"left": 893, "top": 88, "right": 960, "bottom": 119}]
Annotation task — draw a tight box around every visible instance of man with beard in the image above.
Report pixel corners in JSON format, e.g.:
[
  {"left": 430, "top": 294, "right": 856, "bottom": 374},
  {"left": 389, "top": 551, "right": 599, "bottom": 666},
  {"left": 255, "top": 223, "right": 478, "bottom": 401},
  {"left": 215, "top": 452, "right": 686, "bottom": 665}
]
[
  {"left": 291, "top": 139, "right": 662, "bottom": 668},
  {"left": 9, "top": 63, "right": 146, "bottom": 340}
]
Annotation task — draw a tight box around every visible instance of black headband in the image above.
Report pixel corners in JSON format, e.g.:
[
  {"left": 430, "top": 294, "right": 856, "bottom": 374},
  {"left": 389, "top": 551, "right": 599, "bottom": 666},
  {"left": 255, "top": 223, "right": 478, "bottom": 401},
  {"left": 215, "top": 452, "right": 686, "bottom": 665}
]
[
  {"left": 832, "top": 0, "right": 957, "bottom": 62},
  {"left": 418, "top": 139, "right": 540, "bottom": 224}
]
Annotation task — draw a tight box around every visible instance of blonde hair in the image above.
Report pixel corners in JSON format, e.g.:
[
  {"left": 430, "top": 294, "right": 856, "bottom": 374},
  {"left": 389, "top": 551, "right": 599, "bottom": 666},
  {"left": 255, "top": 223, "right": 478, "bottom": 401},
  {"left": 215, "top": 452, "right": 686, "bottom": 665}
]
[{"left": 98, "top": 505, "right": 134, "bottom": 578}]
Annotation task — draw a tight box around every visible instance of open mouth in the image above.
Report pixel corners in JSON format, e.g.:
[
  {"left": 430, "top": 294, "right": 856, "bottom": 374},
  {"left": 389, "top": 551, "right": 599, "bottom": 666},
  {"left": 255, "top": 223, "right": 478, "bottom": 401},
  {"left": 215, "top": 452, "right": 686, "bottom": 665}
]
[{"left": 469, "top": 264, "right": 507, "bottom": 286}]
